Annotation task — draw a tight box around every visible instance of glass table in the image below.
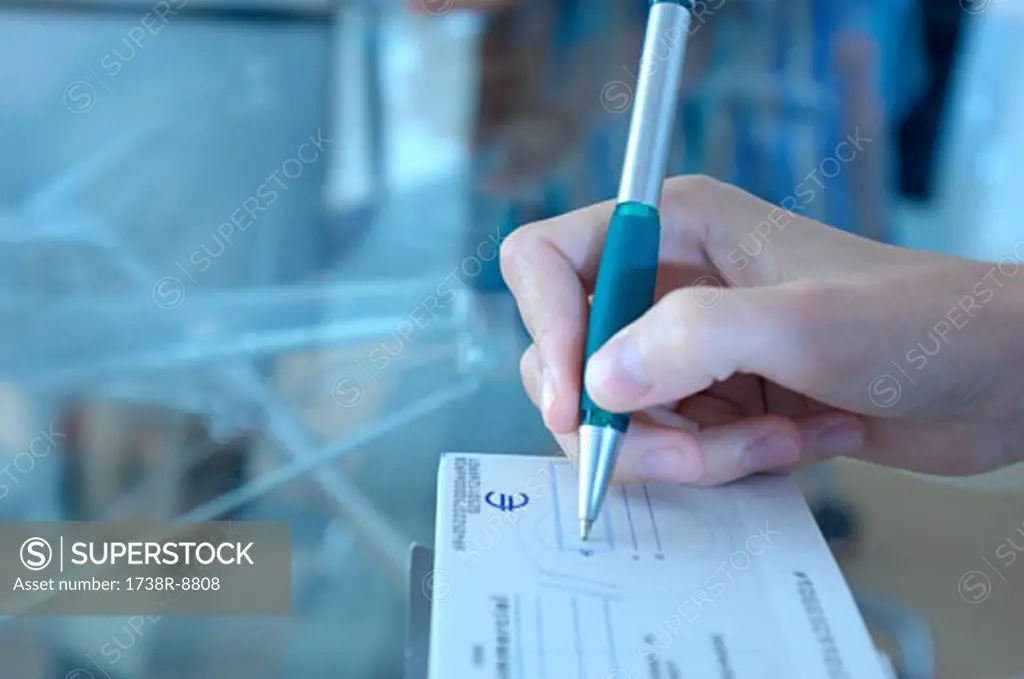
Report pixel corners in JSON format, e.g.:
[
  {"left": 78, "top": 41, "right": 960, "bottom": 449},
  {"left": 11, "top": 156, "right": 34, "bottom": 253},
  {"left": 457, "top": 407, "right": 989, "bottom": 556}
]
[{"left": 0, "top": 2, "right": 568, "bottom": 677}]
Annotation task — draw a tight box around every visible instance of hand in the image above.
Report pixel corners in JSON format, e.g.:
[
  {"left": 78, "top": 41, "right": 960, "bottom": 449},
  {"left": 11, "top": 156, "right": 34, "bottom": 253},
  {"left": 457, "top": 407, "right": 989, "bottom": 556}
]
[{"left": 501, "top": 175, "right": 1024, "bottom": 485}]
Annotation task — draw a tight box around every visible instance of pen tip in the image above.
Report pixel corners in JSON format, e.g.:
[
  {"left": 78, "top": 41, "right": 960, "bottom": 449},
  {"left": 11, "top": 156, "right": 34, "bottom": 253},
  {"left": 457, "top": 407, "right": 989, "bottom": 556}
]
[{"left": 580, "top": 519, "right": 593, "bottom": 542}]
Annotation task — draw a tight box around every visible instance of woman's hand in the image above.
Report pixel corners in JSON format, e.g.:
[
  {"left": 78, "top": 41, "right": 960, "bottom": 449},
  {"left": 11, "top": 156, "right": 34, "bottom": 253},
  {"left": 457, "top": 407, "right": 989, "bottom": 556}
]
[{"left": 501, "top": 175, "right": 1024, "bottom": 484}]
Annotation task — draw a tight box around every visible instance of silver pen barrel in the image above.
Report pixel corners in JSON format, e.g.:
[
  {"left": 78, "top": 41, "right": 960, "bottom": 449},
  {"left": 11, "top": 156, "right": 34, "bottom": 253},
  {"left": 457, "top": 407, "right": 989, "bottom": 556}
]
[{"left": 617, "top": 1, "right": 692, "bottom": 208}]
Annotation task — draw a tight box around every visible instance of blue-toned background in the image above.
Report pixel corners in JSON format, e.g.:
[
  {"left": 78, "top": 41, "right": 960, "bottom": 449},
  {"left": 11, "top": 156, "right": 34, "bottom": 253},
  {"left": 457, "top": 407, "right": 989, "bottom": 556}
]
[{"left": 0, "top": 1, "right": 1021, "bottom": 678}]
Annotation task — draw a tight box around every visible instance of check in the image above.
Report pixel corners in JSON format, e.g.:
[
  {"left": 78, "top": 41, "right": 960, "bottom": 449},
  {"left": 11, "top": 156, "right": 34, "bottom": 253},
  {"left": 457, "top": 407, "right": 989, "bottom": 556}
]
[{"left": 428, "top": 453, "right": 890, "bottom": 679}]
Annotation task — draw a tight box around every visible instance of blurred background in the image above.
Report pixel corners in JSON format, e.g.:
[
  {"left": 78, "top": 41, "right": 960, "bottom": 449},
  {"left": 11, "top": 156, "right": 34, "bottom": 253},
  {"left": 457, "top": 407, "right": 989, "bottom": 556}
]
[{"left": 0, "top": 0, "right": 1021, "bottom": 677}]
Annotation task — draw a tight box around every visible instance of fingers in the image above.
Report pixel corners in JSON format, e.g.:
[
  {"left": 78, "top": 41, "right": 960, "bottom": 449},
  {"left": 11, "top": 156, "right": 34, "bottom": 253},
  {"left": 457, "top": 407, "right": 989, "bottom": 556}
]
[
  {"left": 503, "top": 201, "right": 623, "bottom": 435},
  {"left": 522, "top": 345, "right": 867, "bottom": 485},
  {"left": 602, "top": 412, "right": 861, "bottom": 487},
  {"left": 584, "top": 284, "right": 813, "bottom": 413},
  {"left": 523, "top": 343, "right": 702, "bottom": 477},
  {"left": 502, "top": 184, "right": 711, "bottom": 293},
  {"left": 502, "top": 177, "right": 768, "bottom": 306},
  {"left": 504, "top": 219, "right": 597, "bottom": 434},
  {"left": 501, "top": 186, "right": 715, "bottom": 433},
  {"left": 520, "top": 344, "right": 558, "bottom": 431},
  {"left": 561, "top": 409, "right": 862, "bottom": 486}
]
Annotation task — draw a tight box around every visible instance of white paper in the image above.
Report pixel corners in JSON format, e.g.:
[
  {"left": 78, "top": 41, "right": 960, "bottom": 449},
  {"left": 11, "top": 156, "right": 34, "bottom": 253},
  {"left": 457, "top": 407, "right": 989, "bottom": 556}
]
[{"left": 428, "top": 453, "right": 888, "bottom": 679}]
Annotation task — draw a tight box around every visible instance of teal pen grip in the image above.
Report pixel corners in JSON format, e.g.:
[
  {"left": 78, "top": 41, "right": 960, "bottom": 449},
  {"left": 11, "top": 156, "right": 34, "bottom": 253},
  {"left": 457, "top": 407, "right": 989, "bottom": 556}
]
[{"left": 579, "top": 202, "right": 661, "bottom": 431}]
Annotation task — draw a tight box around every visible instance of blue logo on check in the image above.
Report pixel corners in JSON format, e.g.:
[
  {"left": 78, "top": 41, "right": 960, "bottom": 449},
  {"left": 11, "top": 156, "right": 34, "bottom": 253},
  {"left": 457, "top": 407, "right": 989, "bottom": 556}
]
[{"left": 485, "top": 492, "right": 529, "bottom": 512}]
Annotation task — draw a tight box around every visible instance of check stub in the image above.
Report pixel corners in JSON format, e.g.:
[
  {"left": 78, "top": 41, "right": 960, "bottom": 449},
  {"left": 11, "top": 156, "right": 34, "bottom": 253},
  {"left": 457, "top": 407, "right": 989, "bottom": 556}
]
[{"left": 428, "top": 453, "right": 889, "bottom": 679}]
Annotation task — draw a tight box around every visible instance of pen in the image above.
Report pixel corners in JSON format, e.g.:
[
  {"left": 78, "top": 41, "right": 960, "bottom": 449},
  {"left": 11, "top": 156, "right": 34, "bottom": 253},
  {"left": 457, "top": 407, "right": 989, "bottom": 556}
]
[{"left": 579, "top": 0, "right": 692, "bottom": 541}]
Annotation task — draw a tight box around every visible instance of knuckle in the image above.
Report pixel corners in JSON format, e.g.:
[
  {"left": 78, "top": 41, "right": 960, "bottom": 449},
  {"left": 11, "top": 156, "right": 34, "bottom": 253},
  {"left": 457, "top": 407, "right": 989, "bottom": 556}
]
[
  {"left": 667, "top": 285, "right": 737, "bottom": 386},
  {"left": 665, "top": 173, "right": 721, "bottom": 196},
  {"left": 498, "top": 222, "right": 544, "bottom": 284},
  {"left": 518, "top": 345, "right": 534, "bottom": 375},
  {"left": 519, "top": 347, "right": 540, "bottom": 402},
  {"left": 662, "top": 286, "right": 698, "bottom": 321},
  {"left": 656, "top": 287, "right": 700, "bottom": 351},
  {"left": 498, "top": 226, "right": 527, "bottom": 280},
  {"left": 663, "top": 174, "right": 727, "bottom": 207},
  {"left": 499, "top": 225, "right": 555, "bottom": 344}
]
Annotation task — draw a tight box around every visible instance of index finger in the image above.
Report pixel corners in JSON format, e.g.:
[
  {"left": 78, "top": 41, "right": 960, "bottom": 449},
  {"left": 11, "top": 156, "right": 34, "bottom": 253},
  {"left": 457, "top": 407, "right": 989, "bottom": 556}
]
[{"left": 500, "top": 199, "right": 615, "bottom": 434}]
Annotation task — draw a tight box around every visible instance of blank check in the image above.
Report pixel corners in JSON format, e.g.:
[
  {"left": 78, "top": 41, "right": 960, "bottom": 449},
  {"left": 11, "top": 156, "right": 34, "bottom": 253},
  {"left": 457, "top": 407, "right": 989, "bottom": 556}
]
[{"left": 428, "top": 453, "right": 889, "bottom": 679}]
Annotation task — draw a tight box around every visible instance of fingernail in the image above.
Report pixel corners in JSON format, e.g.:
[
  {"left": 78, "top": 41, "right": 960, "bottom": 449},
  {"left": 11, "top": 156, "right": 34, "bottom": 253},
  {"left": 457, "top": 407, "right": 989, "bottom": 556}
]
[
  {"left": 817, "top": 419, "right": 864, "bottom": 456},
  {"left": 640, "top": 448, "right": 699, "bottom": 482},
  {"left": 744, "top": 432, "right": 800, "bottom": 472},
  {"left": 588, "top": 336, "right": 650, "bottom": 400}
]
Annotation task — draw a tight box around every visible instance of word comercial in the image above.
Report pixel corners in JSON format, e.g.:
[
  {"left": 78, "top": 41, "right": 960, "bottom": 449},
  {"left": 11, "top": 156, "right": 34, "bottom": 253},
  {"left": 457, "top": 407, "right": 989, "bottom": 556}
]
[{"left": 69, "top": 541, "right": 254, "bottom": 566}]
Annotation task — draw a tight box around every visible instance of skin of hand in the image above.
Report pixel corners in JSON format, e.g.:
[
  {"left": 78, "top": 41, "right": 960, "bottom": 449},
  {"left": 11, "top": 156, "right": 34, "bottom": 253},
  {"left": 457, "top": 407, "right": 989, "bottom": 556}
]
[{"left": 501, "top": 175, "right": 1024, "bottom": 486}]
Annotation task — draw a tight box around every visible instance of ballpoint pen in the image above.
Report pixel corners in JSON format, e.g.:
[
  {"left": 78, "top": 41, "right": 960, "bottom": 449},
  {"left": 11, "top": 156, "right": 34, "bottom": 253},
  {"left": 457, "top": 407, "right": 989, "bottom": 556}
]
[{"left": 579, "top": 0, "right": 692, "bottom": 541}]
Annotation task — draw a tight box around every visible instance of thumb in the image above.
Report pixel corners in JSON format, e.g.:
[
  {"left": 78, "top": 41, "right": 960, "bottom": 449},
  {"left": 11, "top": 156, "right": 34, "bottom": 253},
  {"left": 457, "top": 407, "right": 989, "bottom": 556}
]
[{"left": 584, "top": 282, "right": 830, "bottom": 413}]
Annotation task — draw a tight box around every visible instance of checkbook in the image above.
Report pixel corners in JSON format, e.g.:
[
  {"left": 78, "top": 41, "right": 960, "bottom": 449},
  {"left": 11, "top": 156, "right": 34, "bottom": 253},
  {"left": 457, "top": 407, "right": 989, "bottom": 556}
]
[{"left": 427, "top": 453, "right": 890, "bottom": 679}]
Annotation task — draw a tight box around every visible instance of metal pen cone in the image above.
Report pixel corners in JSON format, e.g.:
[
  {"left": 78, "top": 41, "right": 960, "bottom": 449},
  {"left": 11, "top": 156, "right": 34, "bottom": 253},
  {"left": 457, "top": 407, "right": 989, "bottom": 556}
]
[
  {"left": 580, "top": 519, "right": 594, "bottom": 541},
  {"left": 578, "top": 424, "right": 624, "bottom": 538}
]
